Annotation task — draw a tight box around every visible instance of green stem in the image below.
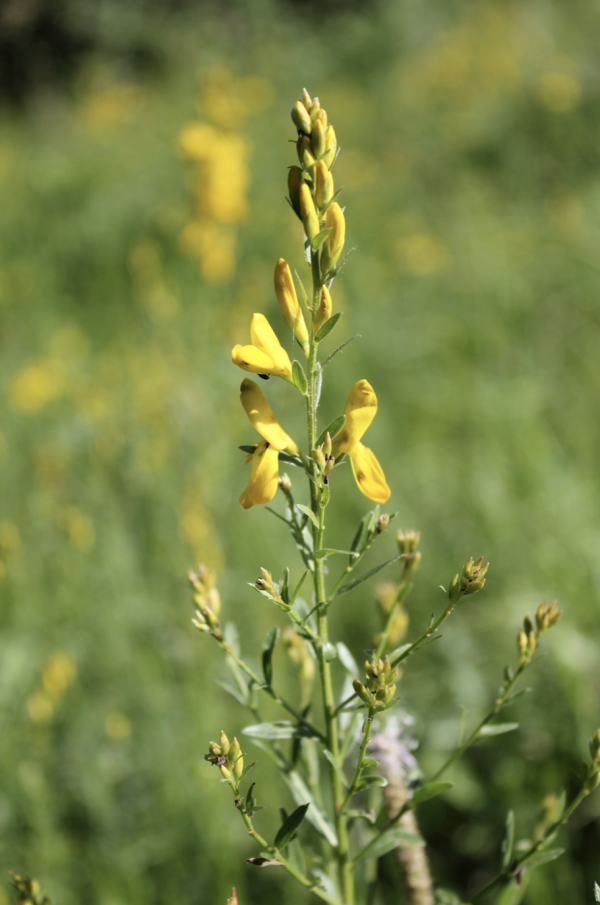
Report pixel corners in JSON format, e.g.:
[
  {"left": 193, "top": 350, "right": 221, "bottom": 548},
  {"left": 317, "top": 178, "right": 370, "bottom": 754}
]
[
  {"left": 306, "top": 248, "right": 354, "bottom": 905},
  {"left": 340, "top": 707, "right": 376, "bottom": 813},
  {"left": 469, "top": 788, "right": 589, "bottom": 903},
  {"left": 238, "top": 806, "right": 341, "bottom": 905},
  {"left": 374, "top": 578, "right": 412, "bottom": 660}
]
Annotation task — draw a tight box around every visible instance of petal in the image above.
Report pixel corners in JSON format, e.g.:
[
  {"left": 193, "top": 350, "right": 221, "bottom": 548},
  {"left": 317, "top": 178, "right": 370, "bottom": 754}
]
[
  {"left": 239, "top": 440, "right": 280, "bottom": 508},
  {"left": 250, "top": 313, "right": 292, "bottom": 377},
  {"left": 232, "top": 343, "right": 274, "bottom": 374},
  {"left": 335, "top": 379, "right": 378, "bottom": 453},
  {"left": 348, "top": 442, "right": 390, "bottom": 503},
  {"left": 240, "top": 378, "right": 297, "bottom": 453}
]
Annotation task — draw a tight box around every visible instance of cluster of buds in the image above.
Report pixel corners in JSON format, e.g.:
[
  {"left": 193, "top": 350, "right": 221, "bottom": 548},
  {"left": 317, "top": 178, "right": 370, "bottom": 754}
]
[
  {"left": 353, "top": 656, "right": 399, "bottom": 710},
  {"left": 581, "top": 729, "right": 600, "bottom": 791},
  {"left": 189, "top": 565, "right": 222, "bottom": 639},
  {"left": 448, "top": 556, "right": 489, "bottom": 603},
  {"left": 205, "top": 731, "right": 244, "bottom": 790},
  {"left": 312, "top": 432, "right": 335, "bottom": 484},
  {"left": 396, "top": 529, "right": 422, "bottom": 576},
  {"left": 517, "top": 601, "right": 561, "bottom": 665},
  {"left": 255, "top": 567, "right": 283, "bottom": 602},
  {"left": 9, "top": 872, "right": 50, "bottom": 905},
  {"left": 289, "top": 89, "right": 345, "bottom": 280}
]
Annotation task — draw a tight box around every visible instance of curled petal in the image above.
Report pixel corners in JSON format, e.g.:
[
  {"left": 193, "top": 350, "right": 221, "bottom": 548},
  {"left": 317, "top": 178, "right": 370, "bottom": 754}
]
[
  {"left": 348, "top": 442, "right": 390, "bottom": 503},
  {"left": 250, "top": 313, "right": 292, "bottom": 377},
  {"left": 239, "top": 440, "right": 280, "bottom": 509},
  {"left": 232, "top": 344, "right": 274, "bottom": 374},
  {"left": 334, "top": 379, "right": 378, "bottom": 453},
  {"left": 240, "top": 378, "right": 298, "bottom": 453}
]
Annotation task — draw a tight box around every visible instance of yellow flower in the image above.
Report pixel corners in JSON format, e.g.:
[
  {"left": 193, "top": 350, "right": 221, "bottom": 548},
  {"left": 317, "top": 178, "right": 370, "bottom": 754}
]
[
  {"left": 320, "top": 202, "right": 345, "bottom": 276},
  {"left": 232, "top": 313, "right": 293, "bottom": 380},
  {"left": 274, "top": 259, "right": 309, "bottom": 351},
  {"left": 239, "top": 378, "right": 299, "bottom": 508},
  {"left": 332, "top": 380, "right": 390, "bottom": 503},
  {"left": 313, "top": 284, "right": 332, "bottom": 335}
]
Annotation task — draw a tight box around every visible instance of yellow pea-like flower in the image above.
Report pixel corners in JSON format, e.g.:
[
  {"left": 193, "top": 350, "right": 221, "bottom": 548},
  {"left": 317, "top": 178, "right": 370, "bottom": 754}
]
[
  {"left": 313, "top": 284, "right": 332, "bottom": 335},
  {"left": 320, "top": 202, "right": 345, "bottom": 276},
  {"left": 231, "top": 313, "right": 293, "bottom": 381},
  {"left": 274, "top": 259, "right": 309, "bottom": 351},
  {"left": 239, "top": 379, "right": 299, "bottom": 509},
  {"left": 332, "top": 379, "right": 390, "bottom": 504}
]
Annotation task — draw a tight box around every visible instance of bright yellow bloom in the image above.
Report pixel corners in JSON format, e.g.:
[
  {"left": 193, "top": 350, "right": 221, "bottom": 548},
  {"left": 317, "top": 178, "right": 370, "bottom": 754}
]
[
  {"left": 321, "top": 202, "right": 345, "bottom": 275},
  {"left": 239, "top": 378, "right": 299, "bottom": 508},
  {"left": 332, "top": 379, "right": 390, "bottom": 503},
  {"left": 232, "top": 313, "right": 293, "bottom": 380},
  {"left": 313, "top": 284, "right": 332, "bottom": 335},
  {"left": 299, "top": 182, "right": 320, "bottom": 242},
  {"left": 274, "top": 259, "right": 309, "bottom": 351}
]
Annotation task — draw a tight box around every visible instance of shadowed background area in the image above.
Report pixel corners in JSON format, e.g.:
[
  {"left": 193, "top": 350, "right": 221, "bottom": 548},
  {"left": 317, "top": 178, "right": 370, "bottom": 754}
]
[{"left": 1, "top": 0, "right": 599, "bottom": 903}]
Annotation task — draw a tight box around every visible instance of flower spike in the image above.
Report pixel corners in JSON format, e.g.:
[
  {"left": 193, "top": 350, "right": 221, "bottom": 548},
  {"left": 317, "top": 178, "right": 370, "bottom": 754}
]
[
  {"left": 232, "top": 313, "right": 293, "bottom": 381},
  {"left": 332, "top": 379, "right": 390, "bottom": 503}
]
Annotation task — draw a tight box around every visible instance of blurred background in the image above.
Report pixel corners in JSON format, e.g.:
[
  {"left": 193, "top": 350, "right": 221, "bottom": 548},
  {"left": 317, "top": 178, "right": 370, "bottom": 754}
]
[{"left": 1, "top": 0, "right": 600, "bottom": 902}]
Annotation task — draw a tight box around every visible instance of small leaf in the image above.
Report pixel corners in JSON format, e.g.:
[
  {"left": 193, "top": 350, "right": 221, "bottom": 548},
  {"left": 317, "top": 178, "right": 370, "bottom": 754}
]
[
  {"left": 501, "top": 809, "right": 515, "bottom": 869},
  {"left": 479, "top": 723, "right": 519, "bottom": 737},
  {"left": 284, "top": 771, "right": 338, "bottom": 845},
  {"left": 356, "top": 774, "right": 387, "bottom": 790},
  {"left": 316, "top": 414, "right": 345, "bottom": 448},
  {"left": 286, "top": 836, "right": 305, "bottom": 876},
  {"left": 239, "top": 444, "right": 258, "bottom": 454},
  {"left": 262, "top": 626, "right": 280, "bottom": 687},
  {"left": 279, "top": 568, "right": 290, "bottom": 605},
  {"left": 243, "top": 721, "right": 314, "bottom": 740},
  {"left": 315, "top": 312, "right": 342, "bottom": 343},
  {"left": 321, "top": 333, "right": 360, "bottom": 369},
  {"left": 354, "top": 827, "right": 425, "bottom": 863},
  {"left": 346, "top": 809, "right": 377, "bottom": 825},
  {"left": 594, "top": 881, "right": 600, "bottom": 902},
  {"left": 278, "top": 451, "right": 304, "bottom": 467},
  {"left": 411, "top": 781, "right": 454, "bottom": 805},
  {"left": 323, "top": 749, "right": 349, "bottom": 788},
  {"left": 247, "top": 857, "right": 283, "bottom": 867},
  {"left": 349, "top": 509, "right": 376, "bottom": 560},
  {"left": 553, "top": 790, "right": 566, "bottom": 822},
  {"left": 294, "top": 270, "right": 309, "bottom": 307},
  {"left": 290, "top": 570, "right": 309, "bottom": 606},
  {"left": 519, "top": 847, "right": 565, "bottom": 869},
  {"left": 389, "top": 643, "right": 412, "bottom": 666},
  {"left": 292, "top": 360, "right": 308, "bottom": 395},
  {"left": 362, "top": 758, "right": 379, "bottom": 768},
  {"left": 297, "top": 504, "right": 319, "bottom": 528},
  {"left": 213, "top": 678, "right": 247, "bottom": 707},
  {"left": 337, "top": 642, "right": 359, "bottom": 677},
  {"left": 274, "top": 802, "right": 310, "bottom": 849},
  {"left": 315, "top": 548, "right": 359, "bottom": 560},
  {"left": 310, "top": 227, "right": 331, "bottom": 251},
  {"left": 322, "top": 642, "right": 338, "bottom": 662},
  {"left": 335, "top": 555, "right": 402, "bottom": 598}
]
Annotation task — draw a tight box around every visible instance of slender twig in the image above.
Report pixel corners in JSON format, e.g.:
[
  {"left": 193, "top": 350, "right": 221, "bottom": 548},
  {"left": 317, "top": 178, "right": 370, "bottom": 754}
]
[{"left": 340, "top": 707, "right": 376, "bottom": 813}]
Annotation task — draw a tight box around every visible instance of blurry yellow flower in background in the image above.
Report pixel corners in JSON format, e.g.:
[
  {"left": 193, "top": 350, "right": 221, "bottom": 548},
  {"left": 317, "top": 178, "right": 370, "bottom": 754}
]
[
  {"left": 28, "top": 652, "right": 77, "bottom": 724},
  {"left": 105, "top": 712, "right": 132, "bottom": 741},
  {"left": 538, "top": 68, "right": 582, "bottom": 113},
  {"left": 60, "top": 507, "right": 95, "bottom": 551},
  {"left": 9, "top": 358, "right": 67, "bottom": 413},
  {"left": 398, "top": 233, "right": 450, "bottom": 276},
  {"left": 77, "top": 82, "right": 144, "bottom": 135}
]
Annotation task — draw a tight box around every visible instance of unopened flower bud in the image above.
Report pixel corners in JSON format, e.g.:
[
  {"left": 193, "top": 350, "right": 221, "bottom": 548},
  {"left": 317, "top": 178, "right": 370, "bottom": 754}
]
[
  {"left": 311, "top": 118, "right": 326, "bottom": 159},
  {"left": 279, "top": 473, "right": 292, "bottom": 493},
  {"left": 302, "top": 88, "right": 313, "bottom": 111},
  {"left": 323, "top": 125, "right": 337, "bottom": 168},
  {"left": 517, "top": 630, "right": 528, "bottom": 656},
  {"left": 292, "top": 101, "right": 312, "bottom": 135},
  {"left": 297, "top": 135, "right": 316, "bottom": 177},
  {"left": 589, "top": 729, "right": 600, "bottom": 763},
  {"left": 376, "top": 513, "right": 390, "bottom": 534},
  {"left": 309, "top": 96, "right": 321, "bottom": 119},
  {"left": 315, "top": 160, "right": 334, "bottom": 209},
  {"left": 312, "top": 446, "right": 327, "bottom": 472},
  {"left": 287, "top": 166, "right": 303, "bottom": 219},
  {"left": 313, "top": 285, "right": 333, "bottom": 334},
  {"left": 396, "top": 529, "right": 420, "bottom": 555},
  {"left": 352, "top": 679, "right": 372, "bottom": 705},
  {"left": 274, "top": 258, "right": 309, "bottom": 349},
  {"left": 448, "top": 574, "right": 461, "bottom": 603},
  {"left": 299, "top": 183, "right": 320, "bottom": 242},
  {"left": 228, "top": 736, "right": 244, "bottom": 781},
  {"left": 320, "top": 202, "right": 345, "bottom": 275},
  {"left": 314, "top": 108, "right": 328, "bottom": 130}
]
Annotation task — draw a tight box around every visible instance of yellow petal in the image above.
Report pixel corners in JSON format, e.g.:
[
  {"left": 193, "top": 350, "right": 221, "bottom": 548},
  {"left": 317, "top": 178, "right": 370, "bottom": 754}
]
[
  {"left": 335, "top": 379, "right": 378, "bottom": 453},
  {"left": 239, "top": 440, "right": 280, "bottom": 508},
  {"left": 240, "top": 378, "right": 298, "bottom": 453},
  {"left": 348, "top": 442, "right": 390, "bottom": 503},
  {"left": 250, "top": 313, "right": 293, "bottom": 377},
  {"left": 232, "top": 343, "right": 274, "bottom": 374},
  {"left": 274, "top": 259, "right": 309, "bottom": 348}
]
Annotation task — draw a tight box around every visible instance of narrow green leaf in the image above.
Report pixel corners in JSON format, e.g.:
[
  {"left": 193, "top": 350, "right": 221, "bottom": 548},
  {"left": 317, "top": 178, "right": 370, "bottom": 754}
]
[
  {"left": 362, "top": 758, "right": 379, "bottom": 768},
  {"left": 594, "top": 881, "right": 600, "bottom": 902},
  {"left": 323, "top": 749, "right": 349, "bottom": 788},
  {"left": 519, "top": 847, "right": 565, "bottom": 869},
  {"left": 316, "top": 414, "right": 345, "bottom": 448},
  {"left": 321, "top": 333, "right": 360, "bottom": 369},
  {"left": 479, "top": 722, "right": 519, "bottom": 737},
  {"left": 262, "top": 626, "right": 280, "bottom": 687},
  {"left": 292, "top": 360, "right": 308, "bottom": 395},
  {"left": 356, "top": 774, "right": 387, "bottom": 790},
  {"left": 350, "top": 507, "right": 379, "bottom": 555},
  {"left": 297, "top": 504, "right": 319, "bottom": 528},
  {"left": 310, "top": 227, "right": 331, "bottom": 251},
  {"left": 290, "top": 570, "right": 309, "bottom": 605},
  {"left": 279, "top": 568, "right": 290, "bottom": 605},
  {"left": 411, "top": 781, "right": 454, "bottom": 805},
  {"left": 274, "top": 802, "right": 310, "bottom": 849},
  {"left": 294, "top": 269, "right": 309, "bottom": 307},
  {"left": 213, "top": 677, "right": 247, "bottom": 707},
  {"left": 315, "top": 548, "right": 359, "bottom": 560},
  {"left": 346, "top": 809, "right": 377, "bottom": 825},
  {"left": 337, "top": 642, "right": 359, "bottom": 677},
  {"left": 553, "top": 790, "right": 567, "bottom": 822},
  {"left": 315, "top": 312, "right": 342, "bottom": 343},
  {"left": 278, "top": 451, "right": 304, "bottom": 467},
  {"left": 501, "top": 809, "right": 515, "bottom": 869},
  {"left": 243, "top": 721, "right": 314, "bottom": 740},
  {"left": 239, "top": 444, "right": 257, "bottom": 454},
  {"left": 283, "top": 771, "right": 338, "bottom": 846},
  {"left": 286, "top": 836, "right": 305, "bottom": 876},
  {"left": 335, "top": 555, "right": 402, "bottom": 598},
  {"left": 354, "top": 827, "right": 425, "bottom": 863}
]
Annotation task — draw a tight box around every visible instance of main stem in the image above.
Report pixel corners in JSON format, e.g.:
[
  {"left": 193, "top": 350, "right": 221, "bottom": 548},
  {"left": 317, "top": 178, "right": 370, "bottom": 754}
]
[{"left": 307, "top": 250, "right": 353, "bottom": 905}]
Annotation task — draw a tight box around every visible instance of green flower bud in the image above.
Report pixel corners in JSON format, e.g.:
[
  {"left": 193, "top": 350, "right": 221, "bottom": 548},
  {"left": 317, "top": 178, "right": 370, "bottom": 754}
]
[
  {"left": 292, "top": 101, "right": 312, "bottom": 135},
  {"left": 311, "top": 118, "right": 326, "bottom": 159}
]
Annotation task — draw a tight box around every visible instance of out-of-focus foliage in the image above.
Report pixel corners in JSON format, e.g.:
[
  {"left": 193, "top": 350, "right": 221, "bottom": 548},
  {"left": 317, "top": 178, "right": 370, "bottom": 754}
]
[{"left": 1, "top": 1, "right": 600, "bottom": 904}]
